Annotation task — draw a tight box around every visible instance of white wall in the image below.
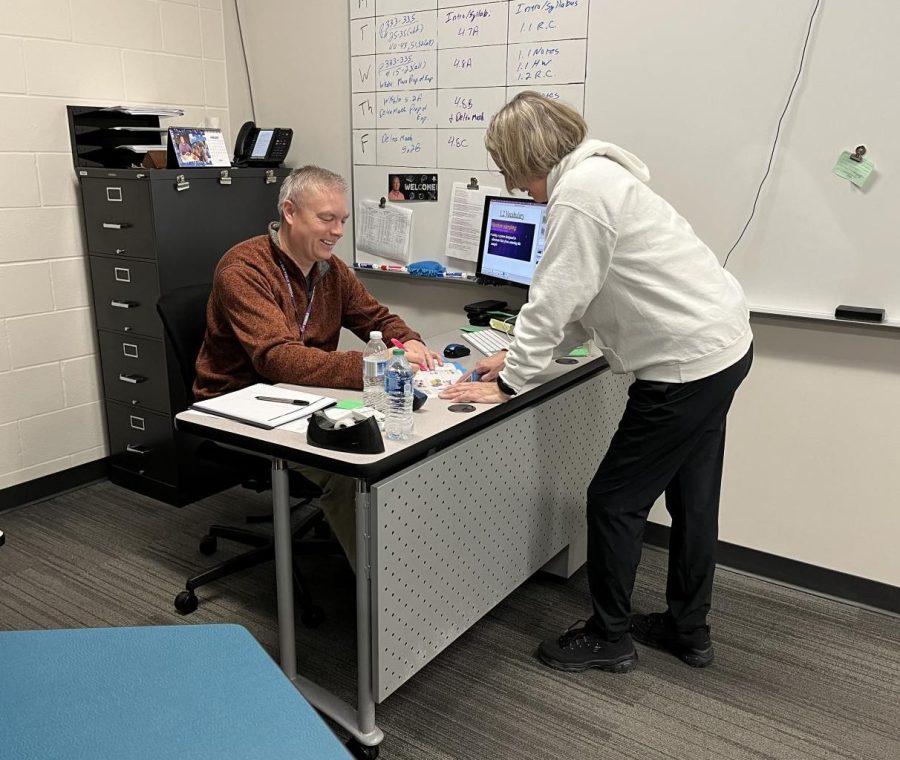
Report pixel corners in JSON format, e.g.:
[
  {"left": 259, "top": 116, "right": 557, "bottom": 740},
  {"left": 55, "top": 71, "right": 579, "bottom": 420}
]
[
  {"left": 228, "top": 1, "right": 899, "bottom": 588},
  {"left": 0, "top": 0, "right": 230, "bottom": 490},
  {"left": 651, "top": 317, "right": 900, "bottom": 587}
]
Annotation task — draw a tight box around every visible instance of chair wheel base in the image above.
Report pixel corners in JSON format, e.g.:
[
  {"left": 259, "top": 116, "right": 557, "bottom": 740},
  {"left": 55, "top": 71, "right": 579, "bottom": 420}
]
[
  {"left": 174, "top": 590, "right": 199, "bottom": 614},
  {"left": 346, "top": 739, "right": 380, "bottom": 759}
]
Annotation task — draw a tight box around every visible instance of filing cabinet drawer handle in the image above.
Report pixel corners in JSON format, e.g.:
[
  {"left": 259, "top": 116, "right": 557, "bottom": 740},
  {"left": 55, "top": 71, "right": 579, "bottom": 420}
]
[
  {"left": 126, "top": 444, "right": 151, "bottom": 455},
  {"left": 110, "top": 300, "right": 138, "bottom": 309},
  {"left": 118, "top": 373, "right": 147, "bottom": 384},
  {"left": 115, "top": 248, "right": 127, "bottom": 254},
  {"left": 102, "top": 222, "right": 132, "bottom": 230}
]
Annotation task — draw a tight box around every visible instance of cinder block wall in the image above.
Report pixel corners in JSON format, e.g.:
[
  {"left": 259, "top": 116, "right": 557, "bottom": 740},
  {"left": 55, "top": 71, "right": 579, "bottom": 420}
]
[{"left": 0, "top": 0, "right": 230, "bottom": 490}]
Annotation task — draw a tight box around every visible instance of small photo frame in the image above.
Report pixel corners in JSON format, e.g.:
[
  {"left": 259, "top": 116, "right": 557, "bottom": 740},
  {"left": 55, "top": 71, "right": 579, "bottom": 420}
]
[
  {"left": 168, "top": 127, "right": 231, "bottom": 168},
  {"left": 387, "top": 173, "right": 438, "bottom": 202}
]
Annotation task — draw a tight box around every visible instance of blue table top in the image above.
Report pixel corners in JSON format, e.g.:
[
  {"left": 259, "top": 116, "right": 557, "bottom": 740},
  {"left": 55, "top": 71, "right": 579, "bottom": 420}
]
[{"left": 0, "top": 624, "right": 351, "bottom": 760}]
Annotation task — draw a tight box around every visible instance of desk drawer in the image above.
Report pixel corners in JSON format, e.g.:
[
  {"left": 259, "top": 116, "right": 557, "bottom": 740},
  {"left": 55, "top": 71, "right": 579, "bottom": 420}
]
[
  {"left": 106, "top": 402, "right": 178, "bottom": 484},
  {"left": 81, "top": 178, "right": 156, "bottom": 260},
  {"left": 98, "top": 331, "right": 170, "bottom": 412},
  {"left": 90, "top": 256, "right": 162, "bottom": 338}
]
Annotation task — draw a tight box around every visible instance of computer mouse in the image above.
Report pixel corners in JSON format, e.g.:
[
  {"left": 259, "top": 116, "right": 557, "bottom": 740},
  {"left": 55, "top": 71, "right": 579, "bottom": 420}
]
[{"left": 443, "top": 343, "right": 470, "bottom": 358}]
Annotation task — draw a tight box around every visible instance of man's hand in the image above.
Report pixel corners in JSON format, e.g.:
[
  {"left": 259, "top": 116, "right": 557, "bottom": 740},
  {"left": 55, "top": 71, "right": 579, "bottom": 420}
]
[
  {"left": 402, "top": 339, "right": 442, "bottom": 371},
  {"left": 439, "top": 380, "right": 510, "bottom": 404}
]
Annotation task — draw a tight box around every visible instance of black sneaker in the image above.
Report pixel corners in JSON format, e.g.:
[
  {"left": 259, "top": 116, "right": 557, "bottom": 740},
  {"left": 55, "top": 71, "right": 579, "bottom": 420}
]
[
  {"left": 538, "top": 621, "right": 637, "bottom": 673},
  {"left": 630, "top": 612, "right": 714, "bottom": 667}
]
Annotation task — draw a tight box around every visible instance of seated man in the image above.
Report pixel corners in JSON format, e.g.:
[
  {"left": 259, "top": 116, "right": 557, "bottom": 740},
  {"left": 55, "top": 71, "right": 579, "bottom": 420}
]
[{"left": 194, "top": 165, "right": 438, "bottom": 570}]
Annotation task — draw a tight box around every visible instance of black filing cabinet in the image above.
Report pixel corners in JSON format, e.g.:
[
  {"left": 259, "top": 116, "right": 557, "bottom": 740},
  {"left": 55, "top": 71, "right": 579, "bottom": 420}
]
[{"left": 78, "top": 167, "right": 288, "bottom": 505}]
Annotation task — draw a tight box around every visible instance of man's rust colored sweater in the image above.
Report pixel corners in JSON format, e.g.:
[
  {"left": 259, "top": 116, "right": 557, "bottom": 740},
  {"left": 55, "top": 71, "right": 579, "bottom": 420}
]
[{"left": 193, "top": 232, "right": 422, "bottom": 400}]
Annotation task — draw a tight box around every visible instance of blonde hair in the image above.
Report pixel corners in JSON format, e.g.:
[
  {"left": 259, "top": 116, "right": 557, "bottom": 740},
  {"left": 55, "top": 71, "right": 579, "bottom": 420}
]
[
  {"left": 278, "top": 165, "right": 348, "bottom": 217},
  {"left": 485, "top": 91, "right": 587, "bottom": 191}
]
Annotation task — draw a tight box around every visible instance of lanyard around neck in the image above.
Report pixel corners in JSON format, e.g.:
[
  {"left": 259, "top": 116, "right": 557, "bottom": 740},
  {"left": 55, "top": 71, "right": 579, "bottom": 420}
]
[{"left": 277, "top": 258, "right": 316, "bottom": 341}]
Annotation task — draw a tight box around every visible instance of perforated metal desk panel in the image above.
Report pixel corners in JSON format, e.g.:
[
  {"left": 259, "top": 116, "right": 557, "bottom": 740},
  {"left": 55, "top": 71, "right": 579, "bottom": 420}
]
[
  {"left": 0, "top": 624, "right": 350, "bottom": 760},
  {"left": 370, "top": 371, "right": 631, "bottom": 700}
]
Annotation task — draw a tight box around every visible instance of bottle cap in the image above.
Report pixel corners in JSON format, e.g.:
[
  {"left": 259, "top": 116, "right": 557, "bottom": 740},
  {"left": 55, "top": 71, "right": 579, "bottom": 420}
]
[
  {"left": 370, "top": 330, "right": 382, "bottom": 340},
  {"left": 392, "top": 348, "right": 404, "bottom": 355}
]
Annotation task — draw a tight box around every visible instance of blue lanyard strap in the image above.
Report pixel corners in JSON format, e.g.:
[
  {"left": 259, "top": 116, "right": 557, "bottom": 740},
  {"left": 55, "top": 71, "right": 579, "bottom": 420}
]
[{"left": 277, "top": 258, "right": 316, "bottom": 341}]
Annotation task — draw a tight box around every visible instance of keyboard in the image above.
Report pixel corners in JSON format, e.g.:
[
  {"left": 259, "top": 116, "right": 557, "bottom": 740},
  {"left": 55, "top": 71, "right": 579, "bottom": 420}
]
[{"left": 461, "top": 329, "right": 512, "bottom": 355}]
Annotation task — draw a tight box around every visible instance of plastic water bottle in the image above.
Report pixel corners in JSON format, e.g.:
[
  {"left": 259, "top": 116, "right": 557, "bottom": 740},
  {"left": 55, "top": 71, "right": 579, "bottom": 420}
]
[
  {"left": 384, "top": 348, "right": 414, "bottom": 441},
  {"left": 362, "top": 330, "right": 388, "bottom": 412}
]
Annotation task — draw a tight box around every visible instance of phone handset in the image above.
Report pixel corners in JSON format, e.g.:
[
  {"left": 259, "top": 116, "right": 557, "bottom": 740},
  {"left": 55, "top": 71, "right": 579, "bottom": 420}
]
[
  {"left": 233, "top": 120, "right": 293, "bottom": 168},
  {"left": 232, "top": 120, "right": 258, "bottom": 166}
]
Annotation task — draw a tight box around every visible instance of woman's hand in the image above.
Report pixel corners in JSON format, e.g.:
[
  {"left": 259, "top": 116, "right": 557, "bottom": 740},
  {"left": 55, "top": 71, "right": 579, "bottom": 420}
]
[
  {"left": 402, "top": 340, "right": 441, "bottom": 371},
  {"left": 458, "top": 350, "right": 506, "bottom": 383},
  {"left": 439, "top": 380, "right": 511, "bottom": 404}
]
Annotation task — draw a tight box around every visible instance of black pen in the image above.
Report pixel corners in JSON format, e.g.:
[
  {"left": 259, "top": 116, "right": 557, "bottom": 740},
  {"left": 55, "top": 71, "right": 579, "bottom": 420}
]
[{"left": 255, "top": 395, "right": 310, "bottom": 406}]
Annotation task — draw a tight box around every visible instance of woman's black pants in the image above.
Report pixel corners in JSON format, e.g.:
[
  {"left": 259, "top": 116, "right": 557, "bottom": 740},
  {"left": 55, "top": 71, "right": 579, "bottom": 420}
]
[{"left": 587, "top": 346, "right": 753, "bottom": 637}]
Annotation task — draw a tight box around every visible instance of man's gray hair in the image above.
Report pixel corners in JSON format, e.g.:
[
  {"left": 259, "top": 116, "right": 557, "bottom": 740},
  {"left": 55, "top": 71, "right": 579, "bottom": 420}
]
[{"left": 278, "top": 165, "right": 349, "bottom": 216}]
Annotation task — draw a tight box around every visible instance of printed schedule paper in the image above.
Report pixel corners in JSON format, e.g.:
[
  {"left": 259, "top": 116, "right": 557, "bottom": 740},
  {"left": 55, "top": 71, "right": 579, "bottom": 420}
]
[
  {"left": 356, "top": 199, "right": 413, "bottom": 262},
  {"left": 444, "top": 182, "right": 503, "bottom": 263}
]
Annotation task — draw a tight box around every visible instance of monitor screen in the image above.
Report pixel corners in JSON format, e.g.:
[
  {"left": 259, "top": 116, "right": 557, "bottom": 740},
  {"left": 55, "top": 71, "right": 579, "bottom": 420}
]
[
  {"left": 250, "top": 129, "right": 274, "bottom": 159},
  {"left": 475, "top": 196, "right": 547, "bottom": 288}
]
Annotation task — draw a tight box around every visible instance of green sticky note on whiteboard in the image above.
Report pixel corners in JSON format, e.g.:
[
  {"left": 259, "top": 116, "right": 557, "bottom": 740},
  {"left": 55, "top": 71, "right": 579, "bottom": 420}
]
[{"left": 833, "top": 151, "right": 875, "bottom": 188}]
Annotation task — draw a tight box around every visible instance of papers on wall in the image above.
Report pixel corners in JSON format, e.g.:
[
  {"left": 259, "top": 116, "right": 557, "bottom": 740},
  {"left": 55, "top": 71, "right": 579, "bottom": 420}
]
[
  {"left": 444, "top": 182, "right": 503, "bottom": 263},
  {"left": 191, "top": 383, "right": 336, "bottom": 429},
  {"left": 356, "top": 199, "right": 413, "bottom": 263}
]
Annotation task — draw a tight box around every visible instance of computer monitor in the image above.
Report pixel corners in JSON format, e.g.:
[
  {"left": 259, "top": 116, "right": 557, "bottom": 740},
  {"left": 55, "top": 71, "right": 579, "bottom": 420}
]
[{"left": 475, "top": 196, "right": 547, "bottom": 288}]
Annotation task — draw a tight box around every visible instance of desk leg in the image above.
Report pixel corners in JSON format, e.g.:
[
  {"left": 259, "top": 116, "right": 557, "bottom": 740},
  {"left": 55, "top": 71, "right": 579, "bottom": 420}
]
[
  {"left": 271, "top": 462, "right": 383, "bottom": 750},
  {"left": 355, "top": 478, "right": 378, "bottom": 743},
  {"left": 271, "top": 458, "right": 297, "bottom": 678}
]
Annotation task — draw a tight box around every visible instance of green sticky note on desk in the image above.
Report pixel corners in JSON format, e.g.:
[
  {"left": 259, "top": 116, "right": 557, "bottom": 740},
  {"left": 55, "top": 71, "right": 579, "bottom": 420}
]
[
  {"left": 833, "top": 151, "right": 875, "bottom": 188},
  {"left": 461, "top": 326, "right": 485, "bottom": 332},
  {"left": 335, "top": 399, "right": 365, "bottom": 409},
  {"left": 567, "top": 346, "right": 589, "bottom": 357}
]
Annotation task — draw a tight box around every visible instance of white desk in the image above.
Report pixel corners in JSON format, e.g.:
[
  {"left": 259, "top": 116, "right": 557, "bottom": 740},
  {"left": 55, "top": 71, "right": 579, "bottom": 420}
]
[{"left": 176, "top": 330, "right": 630, "bottom": 756}]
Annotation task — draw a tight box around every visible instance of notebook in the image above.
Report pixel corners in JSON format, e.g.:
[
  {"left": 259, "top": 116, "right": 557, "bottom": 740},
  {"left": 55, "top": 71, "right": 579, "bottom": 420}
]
[{"left": 191, "top": 383, "right": 337, "bottom": 429}]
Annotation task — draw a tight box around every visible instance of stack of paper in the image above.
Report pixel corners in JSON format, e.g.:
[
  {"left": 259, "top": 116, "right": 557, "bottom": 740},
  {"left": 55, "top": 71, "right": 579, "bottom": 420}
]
[
  {"left": 191, "top": 383, "right": 336, "bottom": 429},
  {"left": 413, "top": 364, "right": 464, "bottom": 397}
]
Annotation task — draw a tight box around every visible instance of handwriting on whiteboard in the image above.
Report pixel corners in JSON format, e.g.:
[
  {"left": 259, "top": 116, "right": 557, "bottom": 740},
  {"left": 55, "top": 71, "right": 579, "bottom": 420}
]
[{"left": 350, "top": 0, "right": 590, "bottom": 172}]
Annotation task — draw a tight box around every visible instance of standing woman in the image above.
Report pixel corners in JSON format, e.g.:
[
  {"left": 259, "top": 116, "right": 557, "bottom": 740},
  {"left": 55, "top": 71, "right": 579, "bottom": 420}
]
[{"left": 441, "top": 92, "right": 752, "bottom": 673}]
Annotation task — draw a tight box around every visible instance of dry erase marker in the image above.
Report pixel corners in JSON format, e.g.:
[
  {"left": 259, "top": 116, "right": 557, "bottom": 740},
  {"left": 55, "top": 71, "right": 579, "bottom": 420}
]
[
  {"left": 444, "top": 272, "right": 465, "bottom": 278},
  {"left": 380, "top": 264, "right": 405, "bottom": 271},
  {"left": 356, "top": 263, "right": 374, "bottom": 269}
]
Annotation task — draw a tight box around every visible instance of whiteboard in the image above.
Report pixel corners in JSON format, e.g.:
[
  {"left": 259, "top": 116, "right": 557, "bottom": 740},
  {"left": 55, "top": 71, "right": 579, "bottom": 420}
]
[
  {"left": 584, "top": 0, "right": 900, "bottom": 323},
  {"left": 348, "top": 0, "right": 589, "bottom": 276},
  {"left": 349, "top": 1, "right": 900, "bottom": 322}
]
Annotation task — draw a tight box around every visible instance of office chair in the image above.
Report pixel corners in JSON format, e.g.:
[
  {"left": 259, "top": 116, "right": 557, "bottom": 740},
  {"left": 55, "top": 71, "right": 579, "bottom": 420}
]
[{"left": 157, "top": 284, "right": 339, "bottom": 627}]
